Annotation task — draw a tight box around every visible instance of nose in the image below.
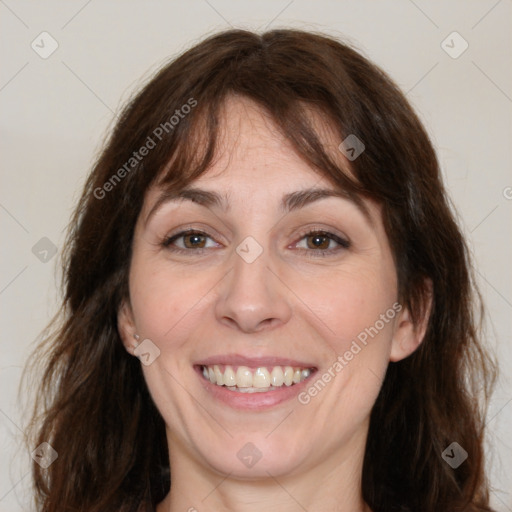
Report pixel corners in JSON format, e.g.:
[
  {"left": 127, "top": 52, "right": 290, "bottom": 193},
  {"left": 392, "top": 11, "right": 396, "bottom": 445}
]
[{"left": 215, "top": 243, "right": 293, "bottom": 334}]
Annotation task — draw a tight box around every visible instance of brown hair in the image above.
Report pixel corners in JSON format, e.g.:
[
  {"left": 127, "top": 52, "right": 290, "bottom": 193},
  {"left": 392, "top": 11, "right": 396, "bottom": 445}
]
[{"left": 23, "top": 28, "right": 497, "bottom": 511}]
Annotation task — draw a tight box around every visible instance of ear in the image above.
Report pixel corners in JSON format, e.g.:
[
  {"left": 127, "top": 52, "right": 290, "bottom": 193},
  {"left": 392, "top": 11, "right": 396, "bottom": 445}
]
[
  {"left": 117, "top": 300, "right": 137, "bottom": 354},
  {"left": 390, "top": 279, "right": 433, "bottom": 362}
]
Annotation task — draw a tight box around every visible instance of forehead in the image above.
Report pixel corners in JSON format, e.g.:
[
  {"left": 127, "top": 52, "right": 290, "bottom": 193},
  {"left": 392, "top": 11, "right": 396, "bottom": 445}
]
[
  {"left": 182, "top": 96, "right": 351, "bottom": 192},
  {"left": 216, "top": 95, "right": 344, "bottom": 162},
  {"left": 140, "top": 94, "right": 377, "bottom": 223}
]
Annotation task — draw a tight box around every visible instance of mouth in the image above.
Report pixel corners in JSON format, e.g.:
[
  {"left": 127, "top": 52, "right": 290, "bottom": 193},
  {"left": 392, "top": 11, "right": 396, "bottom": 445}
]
[
  {"left": 193, "top": 356, "right": 318, "bottom": 409},
  {"left": 197, "top": 363, "right": 315, "bottom": 392}
]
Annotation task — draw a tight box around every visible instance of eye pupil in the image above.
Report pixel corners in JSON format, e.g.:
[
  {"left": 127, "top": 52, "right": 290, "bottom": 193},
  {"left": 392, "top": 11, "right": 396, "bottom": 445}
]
[
  {"left": 185, "top": 234, "right": 206, "bottom": 248},
  {"left": 164, "top": 229, "right": 347, "bottom": 255},
  {"left": 308, "top": 234, "right": 329, "bottom": 250}
]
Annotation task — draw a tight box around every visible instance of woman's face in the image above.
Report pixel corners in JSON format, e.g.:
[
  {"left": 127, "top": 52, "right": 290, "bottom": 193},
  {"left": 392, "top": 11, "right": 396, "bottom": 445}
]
[{"left": 119, "top": 96, "right": 421, "bottom": 481}]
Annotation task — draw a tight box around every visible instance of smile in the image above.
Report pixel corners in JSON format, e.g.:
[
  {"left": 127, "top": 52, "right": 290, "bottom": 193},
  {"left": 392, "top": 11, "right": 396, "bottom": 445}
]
[
  {"left": 194, "top": 355, "right": 318, "bottom": 409},
  {"left": 200, "top": 364, "right": 315, "bottom": 392}
]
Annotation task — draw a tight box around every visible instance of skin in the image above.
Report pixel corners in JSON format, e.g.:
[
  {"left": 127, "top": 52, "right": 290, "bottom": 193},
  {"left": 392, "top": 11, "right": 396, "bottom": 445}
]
[{"left": 118, "top": 96, "right": 431, "bottom": 512}]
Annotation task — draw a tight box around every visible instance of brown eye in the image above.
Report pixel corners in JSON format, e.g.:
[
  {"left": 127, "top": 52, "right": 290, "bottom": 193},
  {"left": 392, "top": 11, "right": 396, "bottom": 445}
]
[
  {"left": 182, "top": 233, "right": 207, "bottom": 249},
  {"left": 295, "top": 230, "right": 350, "bottom": 258},
  {"left": 306, "top": 233, "right": 331, "bottom": 250},
  {"left": 162, "top": 230, "right": 217, "bottom": 252}
]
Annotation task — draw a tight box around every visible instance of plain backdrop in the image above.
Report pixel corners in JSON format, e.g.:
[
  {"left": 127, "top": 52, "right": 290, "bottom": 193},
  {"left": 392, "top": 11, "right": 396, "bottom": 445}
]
[{"left": 1, "top": 1, "right": 511, "bottom": 510}]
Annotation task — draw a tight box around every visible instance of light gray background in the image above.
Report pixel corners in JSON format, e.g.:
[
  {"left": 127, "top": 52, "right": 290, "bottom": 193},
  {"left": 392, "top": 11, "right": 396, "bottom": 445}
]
[{"left": 1, "top": 1, "right": 511, "bottom": 510}]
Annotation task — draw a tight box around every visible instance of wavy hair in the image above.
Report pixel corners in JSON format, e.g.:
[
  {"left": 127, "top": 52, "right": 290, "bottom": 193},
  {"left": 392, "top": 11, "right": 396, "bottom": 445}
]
[{"left": 23, "top": 28, "right": 497, "bottom": 512}]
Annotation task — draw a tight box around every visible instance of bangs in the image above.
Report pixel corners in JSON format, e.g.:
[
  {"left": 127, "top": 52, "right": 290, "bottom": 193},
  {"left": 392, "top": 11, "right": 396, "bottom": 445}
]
[
  {"left": 97, "top": 26, "right": 437, "bottom": 307},
  {"left": 110, "top": 28, "right": 420, "bottom": 225},
  {"left": 153, "top": 91, "right": 370, "bottom": 218}
]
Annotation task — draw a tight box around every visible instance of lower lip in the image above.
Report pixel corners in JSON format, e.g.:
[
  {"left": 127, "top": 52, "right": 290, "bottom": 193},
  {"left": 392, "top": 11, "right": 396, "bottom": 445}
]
[{"left": 195, "top": 366, "right": 316, "bottom": 410}]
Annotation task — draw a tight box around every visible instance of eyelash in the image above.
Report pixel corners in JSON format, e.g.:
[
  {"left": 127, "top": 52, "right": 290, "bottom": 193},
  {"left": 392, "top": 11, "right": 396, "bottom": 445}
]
[{"left": 161, "top": 227, "right": 350, "bottom": 258}]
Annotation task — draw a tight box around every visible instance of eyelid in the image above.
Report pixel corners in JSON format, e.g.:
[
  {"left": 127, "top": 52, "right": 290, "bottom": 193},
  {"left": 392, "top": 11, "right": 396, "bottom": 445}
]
[
  {"left": 161, "top": 227, "right": 220, "bottom": 249},
  {"left": 291, "top": 225, "right": 350, "bottom": 248},
  {"left": 289, "top": 227, "right": 351, "bottom": 258},
  {"left": 161, "top": 224, "right": 351, "bottom": 257},
  {"left": 162, "top": 223, "right": 224, "bottom": 243}
]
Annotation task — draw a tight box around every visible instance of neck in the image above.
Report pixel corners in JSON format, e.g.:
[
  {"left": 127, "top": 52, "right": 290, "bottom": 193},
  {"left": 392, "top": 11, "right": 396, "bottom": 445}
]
[{"left": 156, "top": 428, "right": 371, "bottom": 512}]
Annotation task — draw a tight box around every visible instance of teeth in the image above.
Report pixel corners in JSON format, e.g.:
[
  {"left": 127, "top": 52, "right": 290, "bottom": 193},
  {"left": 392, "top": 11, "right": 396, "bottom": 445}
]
[
  {"left": 253, "top": 367, "right": 271, "bottom": 388},
  {"left": 284, "top": 367, "right": 294, "bottom": 386},
  {"left": 226, "top": 386, "right": 273, "bottom": 393},
  {"left": 223, "top": 365, "right": 236, "bottom": 386},
  {"left": 270, "top": 366, "right": 284, "bottom": 387},
  {"left": 200, "top": 364, "right": 314, "bottom": 390},
  {"left": 236, "top": 367, "right": 252, "bottom": 388},
  {"left": 301, "top": 369, "right": 311, "bottom": 379},
  {"left": 214, "top": 365, "right": 223, "bottom": 385}
]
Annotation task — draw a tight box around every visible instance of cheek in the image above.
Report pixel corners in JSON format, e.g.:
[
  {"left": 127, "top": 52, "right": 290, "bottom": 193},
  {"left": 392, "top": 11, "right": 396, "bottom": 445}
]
[
  {"left": 128, "top": 256, "right": 213, "bottom": 345},
  {"left": 292, "top": 261, "right": 398, "bottom": 347}
]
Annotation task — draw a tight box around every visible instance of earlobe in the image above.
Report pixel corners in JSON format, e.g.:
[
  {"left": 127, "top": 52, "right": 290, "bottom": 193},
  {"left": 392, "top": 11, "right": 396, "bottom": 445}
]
[
  {"left": 117, "top": 301, "right": 138, "bottom": 353},
  {"left": 390, "top": 280, "right": 433, "bottom": 362}
]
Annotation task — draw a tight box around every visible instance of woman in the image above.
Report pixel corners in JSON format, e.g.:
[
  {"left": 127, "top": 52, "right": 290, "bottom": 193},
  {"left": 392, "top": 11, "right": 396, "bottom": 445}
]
[{"left": 24, "top": 28, "right": 497, "bottom": 511}]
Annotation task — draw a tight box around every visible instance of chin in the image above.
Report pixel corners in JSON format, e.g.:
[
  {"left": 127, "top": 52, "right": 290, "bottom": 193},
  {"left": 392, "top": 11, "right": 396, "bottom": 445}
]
[{"left": 196, "top": 434, "right": 309, "bottom": 479}]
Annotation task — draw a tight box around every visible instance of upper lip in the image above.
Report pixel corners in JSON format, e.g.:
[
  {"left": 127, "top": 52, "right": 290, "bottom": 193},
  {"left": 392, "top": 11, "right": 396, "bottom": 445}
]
[{"left": 195, "top": 353, "right": 317, "bottom": 369}]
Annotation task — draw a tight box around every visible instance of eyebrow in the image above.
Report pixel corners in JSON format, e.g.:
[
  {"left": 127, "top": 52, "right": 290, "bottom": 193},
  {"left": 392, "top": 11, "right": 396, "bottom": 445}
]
[{"left": 144, "top": 186, "right": 371, "bottom": 226}]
